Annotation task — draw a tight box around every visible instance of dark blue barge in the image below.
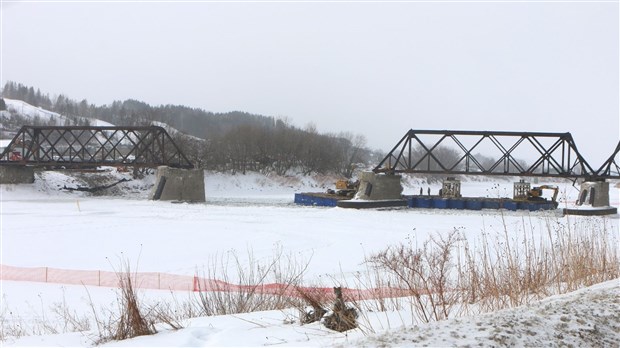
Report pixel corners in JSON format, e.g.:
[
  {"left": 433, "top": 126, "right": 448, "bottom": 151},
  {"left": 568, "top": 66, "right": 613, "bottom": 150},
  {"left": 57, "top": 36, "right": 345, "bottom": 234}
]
[{"left": 294, "top": 193, "right": 557, "bottom": 211}]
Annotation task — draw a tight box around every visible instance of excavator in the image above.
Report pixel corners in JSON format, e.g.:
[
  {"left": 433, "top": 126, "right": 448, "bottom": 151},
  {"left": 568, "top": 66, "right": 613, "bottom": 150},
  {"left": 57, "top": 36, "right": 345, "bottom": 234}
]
[
  {"left": 330, "top": 179, "right": 359, "bottom": 197},
  {"left": 526, "top": 185, "right": 559, "bottom": 204}
]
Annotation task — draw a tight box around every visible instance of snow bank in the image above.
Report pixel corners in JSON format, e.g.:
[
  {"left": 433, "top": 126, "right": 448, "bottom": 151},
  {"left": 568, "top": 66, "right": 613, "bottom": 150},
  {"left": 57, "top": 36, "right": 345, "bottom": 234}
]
[
  {"left": 3, "top": 279, "right": 617, "bottom": 347},
  {"left": 351, "top": 279, "right": 620, "bottom": 348}
]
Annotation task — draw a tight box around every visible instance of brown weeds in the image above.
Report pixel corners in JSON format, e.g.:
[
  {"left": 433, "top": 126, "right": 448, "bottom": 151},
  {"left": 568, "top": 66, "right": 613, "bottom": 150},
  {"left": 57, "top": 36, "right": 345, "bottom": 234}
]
[
  {"left": 367, "top": 214, "right": 619, "bottom": 323},
  {"left": 194, "top": 247, "right": 309, "bottom": 316}
]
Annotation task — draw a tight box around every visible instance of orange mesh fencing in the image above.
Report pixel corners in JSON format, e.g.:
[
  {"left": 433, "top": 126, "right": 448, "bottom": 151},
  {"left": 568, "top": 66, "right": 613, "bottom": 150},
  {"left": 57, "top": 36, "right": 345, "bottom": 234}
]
[
  {"left": 1, "top": 264, "right": 416, "bottom": 301},
  {"left": 1, "top": 264, "right": 194, "bottom": 291}
]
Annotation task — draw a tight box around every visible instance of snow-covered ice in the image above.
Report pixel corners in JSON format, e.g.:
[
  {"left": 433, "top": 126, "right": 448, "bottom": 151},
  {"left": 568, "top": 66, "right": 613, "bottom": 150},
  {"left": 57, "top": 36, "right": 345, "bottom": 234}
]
[{"left": 1, "top": 170, "right": 618, "bottom": 346}]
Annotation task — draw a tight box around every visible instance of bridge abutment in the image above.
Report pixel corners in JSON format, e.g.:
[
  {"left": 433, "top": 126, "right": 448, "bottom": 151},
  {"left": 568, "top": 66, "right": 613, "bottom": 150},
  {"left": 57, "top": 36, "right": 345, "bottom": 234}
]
[
  {"left": 0, "top": 166, "right": 34, "bottom": 184},
  {"left": 151, "top": 166, "right": 205, "bottom": 202}
]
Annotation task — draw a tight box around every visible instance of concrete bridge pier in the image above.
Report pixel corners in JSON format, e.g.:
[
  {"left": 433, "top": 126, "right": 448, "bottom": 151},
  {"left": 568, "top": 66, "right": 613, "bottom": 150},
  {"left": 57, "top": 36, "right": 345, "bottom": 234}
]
[
  {"left": 0, "top": 166, "right": 35, "bottom": 184},
  {"left": 564, "top": 180, "right": 617, "bottom": 215},
  {"left": 151, "top": 166, "right": 205, "bottom": 202},
  {"left": 354, "top": 172, "right": 403, "bottom": 200}
]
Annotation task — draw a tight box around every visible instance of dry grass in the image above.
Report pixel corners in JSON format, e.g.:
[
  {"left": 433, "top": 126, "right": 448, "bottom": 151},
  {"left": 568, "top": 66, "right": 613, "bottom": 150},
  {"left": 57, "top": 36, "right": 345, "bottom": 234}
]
[
  {"left": 296, "top": 287, "right": 329, "bottom": 324},
  {"left": 111, "top": 265, "right": 156, "bottom": 340},
  {"left": 459, "top": 215, "right": 619, "bottom": 312},
  {"left": 0, "top": 291, "right": 91, "bottom": 342},
  {"left": 0, "top": 301, "right": 28, "bottom": 341},
  {"left": 89, "top": 261, "right": 189, "bottom": 345},
  {"left": 193, "top": 247, "right": 310, "bottom": 316},
  {"left": 366, "top": 229, "right": 464, "bottom": 323},
  {"left": 1, "top": 214, "right": 617, "bottom": 343},
  {"left": 366, "top": 214, "right": 619, "bottom": 324},
  {"left": 88, "top": 262, "right": 156, "bottom": 345}
]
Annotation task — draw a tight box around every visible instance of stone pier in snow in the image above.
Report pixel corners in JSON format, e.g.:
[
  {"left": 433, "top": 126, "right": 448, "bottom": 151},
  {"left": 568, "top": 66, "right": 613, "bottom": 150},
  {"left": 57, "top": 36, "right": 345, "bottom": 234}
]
[{"left": 151, "top": 166, "right": 205, "bottom": 202}]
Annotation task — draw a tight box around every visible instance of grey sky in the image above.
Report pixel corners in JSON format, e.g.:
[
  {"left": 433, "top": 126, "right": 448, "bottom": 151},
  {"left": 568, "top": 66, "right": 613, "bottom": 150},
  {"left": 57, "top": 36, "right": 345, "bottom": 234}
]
[{"left": 1, "top": 1, "right": 618, "bottom": 165}]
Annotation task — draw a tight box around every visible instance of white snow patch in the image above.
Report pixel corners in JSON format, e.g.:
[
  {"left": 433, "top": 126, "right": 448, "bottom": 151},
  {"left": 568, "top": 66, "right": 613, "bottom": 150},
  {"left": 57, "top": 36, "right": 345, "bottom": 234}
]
[
  {"left": 1, "top": 170, "right": 618, "bottom": 347},
  {"left": 2, "top": 98, "right": 111, "bottom": 127},
  {"left": 3, "top": 98, "right": 63, "bottom": 122}
]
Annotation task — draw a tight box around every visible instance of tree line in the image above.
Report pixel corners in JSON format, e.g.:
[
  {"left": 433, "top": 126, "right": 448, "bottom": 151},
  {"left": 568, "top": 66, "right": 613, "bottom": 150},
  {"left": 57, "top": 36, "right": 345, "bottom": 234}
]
[{"left": 1, "top": 81, "right": 380, "bottom": 176}]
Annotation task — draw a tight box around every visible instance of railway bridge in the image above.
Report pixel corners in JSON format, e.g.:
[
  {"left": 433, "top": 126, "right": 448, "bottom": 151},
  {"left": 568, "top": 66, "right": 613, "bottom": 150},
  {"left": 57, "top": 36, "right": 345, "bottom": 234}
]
[
  {"left": 0, "top": 125, "right": 203, "bottom": 201},
  {"left": 373, "top": 130, "right": 619, "bottom": 180},
  {"left": 364, "top": 130, "right": 619, "bottom": 214},
  {"left": 0, "top": 125, "right": 193, "bottom": 169}
]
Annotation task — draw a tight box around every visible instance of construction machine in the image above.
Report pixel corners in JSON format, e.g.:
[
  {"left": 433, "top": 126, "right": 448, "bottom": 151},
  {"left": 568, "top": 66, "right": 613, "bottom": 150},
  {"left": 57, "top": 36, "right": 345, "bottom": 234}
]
[
  {"left": 333, "top": 179, "right": 359, "bottom": 197},
  {"left": 527, "top": 185, "right": 559, "bottom": 203}
]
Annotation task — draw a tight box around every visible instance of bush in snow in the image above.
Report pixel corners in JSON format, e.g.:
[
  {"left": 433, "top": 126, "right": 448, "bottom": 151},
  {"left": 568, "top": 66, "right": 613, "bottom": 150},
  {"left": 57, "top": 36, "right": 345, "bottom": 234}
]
[{"left": 321, "top": 287, "right": 358, "bottom": 332}]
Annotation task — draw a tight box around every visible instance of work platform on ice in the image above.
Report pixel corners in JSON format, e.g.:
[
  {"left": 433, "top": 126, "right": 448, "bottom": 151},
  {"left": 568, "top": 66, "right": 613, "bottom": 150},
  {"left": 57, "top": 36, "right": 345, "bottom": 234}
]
[{"left": 294, "top": 192, "right": 557, "bottom": 211}]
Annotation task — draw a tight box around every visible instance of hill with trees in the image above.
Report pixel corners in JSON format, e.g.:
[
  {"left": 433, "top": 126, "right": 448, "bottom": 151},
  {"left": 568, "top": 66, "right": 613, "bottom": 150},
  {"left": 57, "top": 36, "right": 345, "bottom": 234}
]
[{"left": 1, "top": 81, "right": 380, "bottom": 176}]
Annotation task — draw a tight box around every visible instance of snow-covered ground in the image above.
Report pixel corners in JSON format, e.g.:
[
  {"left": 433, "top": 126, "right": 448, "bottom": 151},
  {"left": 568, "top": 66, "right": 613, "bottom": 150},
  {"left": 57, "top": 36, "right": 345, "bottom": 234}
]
[
  {"left": 3, "top": 99, "right": 65, "bottom": 124},
  {"left": 1, "top": 98, "right": 114, "bottom": 128},
  {"left": 1, "top": 170, "right": 619, "bottom": 346},
  {"left": 4, "top": 278, "right": 617, "bottom": 347}
]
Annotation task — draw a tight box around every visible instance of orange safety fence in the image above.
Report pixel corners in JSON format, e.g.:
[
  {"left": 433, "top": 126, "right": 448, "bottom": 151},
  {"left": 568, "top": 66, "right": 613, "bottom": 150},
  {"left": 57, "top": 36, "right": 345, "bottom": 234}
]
[
  {"left": 1, "top": 264, "right": 195, "bottom": 292},
  {"left": 1, "top": 264, "right": 417, "bottom": 301}
]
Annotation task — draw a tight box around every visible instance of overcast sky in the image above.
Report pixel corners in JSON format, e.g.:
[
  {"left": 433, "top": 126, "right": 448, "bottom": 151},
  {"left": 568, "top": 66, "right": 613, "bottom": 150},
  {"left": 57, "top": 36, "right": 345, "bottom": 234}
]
[{"left": 1, "top": 1, "right": 618, "bottom": 165}]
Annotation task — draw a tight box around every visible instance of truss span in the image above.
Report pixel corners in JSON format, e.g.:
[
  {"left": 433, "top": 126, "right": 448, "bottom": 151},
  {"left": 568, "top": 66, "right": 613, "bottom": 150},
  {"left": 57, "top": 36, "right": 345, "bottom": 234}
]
[
  {"left": 0, "top": 126, "right": 193, "bottom": 169},
  {"left": 595, "top": 141, "right": 620, "bottom": 178},
  {"left": 373, "top": 130, "right": 618, "bottom": 179}
]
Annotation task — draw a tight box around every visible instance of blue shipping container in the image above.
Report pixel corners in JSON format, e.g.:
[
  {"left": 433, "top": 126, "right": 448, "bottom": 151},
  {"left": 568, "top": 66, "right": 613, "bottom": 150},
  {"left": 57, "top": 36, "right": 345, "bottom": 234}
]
[
  {"left": 503, "top": 200, "right": 519, "bottom": 211},
  {"left": 417, "top": 197, "right": 432, "bottom": 208},
  {"left": 448, "top": 199, "right": 465, "bottom": 209},
  {"left": 465, "top": 200, "right": 483, "bottom": 210},
  {"left": 433, "top": 198, "right": 448, "bottom": 209}
]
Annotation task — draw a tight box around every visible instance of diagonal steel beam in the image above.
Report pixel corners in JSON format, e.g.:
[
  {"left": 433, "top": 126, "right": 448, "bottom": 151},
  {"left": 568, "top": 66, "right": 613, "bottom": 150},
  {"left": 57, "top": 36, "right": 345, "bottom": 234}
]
[
  {"left": 0, "top": 126, "right": 194, "bottom": 169},
  {"left": 373, "top": 129, "right": 610, "bottom": 179}
]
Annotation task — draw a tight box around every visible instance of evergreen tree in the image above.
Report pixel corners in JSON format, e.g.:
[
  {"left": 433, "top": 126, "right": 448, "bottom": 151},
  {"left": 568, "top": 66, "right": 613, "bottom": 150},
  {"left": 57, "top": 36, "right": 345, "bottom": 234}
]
[
  {"left": 26, "top": 87, "right": 36, "bottom": 105},
  {"left": 0, "top": 98, "right": 6, "bottom": 111}
]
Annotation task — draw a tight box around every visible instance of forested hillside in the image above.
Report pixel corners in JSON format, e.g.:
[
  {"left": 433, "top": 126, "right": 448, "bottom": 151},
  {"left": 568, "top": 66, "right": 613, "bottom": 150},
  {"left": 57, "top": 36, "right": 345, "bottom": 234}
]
[{"left": 1, "top": 81, "right": 380, "bottom": 176}]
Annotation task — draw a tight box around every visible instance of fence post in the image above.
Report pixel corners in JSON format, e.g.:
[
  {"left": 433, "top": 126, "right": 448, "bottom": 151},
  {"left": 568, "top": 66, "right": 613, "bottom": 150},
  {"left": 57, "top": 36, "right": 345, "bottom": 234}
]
[{"left": 45, "top": 267, "right": 48, "bottom": 283}]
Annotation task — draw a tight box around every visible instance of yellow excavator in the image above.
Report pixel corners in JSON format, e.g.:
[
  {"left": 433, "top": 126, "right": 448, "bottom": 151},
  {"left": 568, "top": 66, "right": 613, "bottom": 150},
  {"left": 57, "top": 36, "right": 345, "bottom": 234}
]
[
  {"left": 334, "top": 179, "right": 359, "bottom": 197},
  {"left": 527, "top": 185, "right": 559, "bottom": 203}
]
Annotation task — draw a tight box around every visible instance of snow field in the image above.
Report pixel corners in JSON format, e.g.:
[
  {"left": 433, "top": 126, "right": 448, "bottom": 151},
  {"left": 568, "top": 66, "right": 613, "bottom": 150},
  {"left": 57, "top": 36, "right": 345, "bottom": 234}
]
[{"left": 1, "top": 171, "right": 618, "bottom": 346}]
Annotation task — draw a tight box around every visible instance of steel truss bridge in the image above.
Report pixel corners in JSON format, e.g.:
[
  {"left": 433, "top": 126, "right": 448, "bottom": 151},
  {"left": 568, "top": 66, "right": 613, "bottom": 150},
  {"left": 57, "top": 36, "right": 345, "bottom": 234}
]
[
  {"left": 374, "top": 130, "right": 620, "bottom": 180},
  {"left": 0, "top": 126, "right": 193, "bottom": 169}
]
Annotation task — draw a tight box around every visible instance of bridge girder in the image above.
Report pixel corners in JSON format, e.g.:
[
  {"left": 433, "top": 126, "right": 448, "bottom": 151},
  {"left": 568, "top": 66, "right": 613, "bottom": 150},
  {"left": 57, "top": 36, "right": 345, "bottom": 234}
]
[
  {"left": 373, "top": 130, "right": 618, "bottom": 179},
  {"left": 0, "top": 126, "right": 194, "bottom": 169},
  {"left": 595, "top": 141, "right": 620, "bottom": 179}
]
